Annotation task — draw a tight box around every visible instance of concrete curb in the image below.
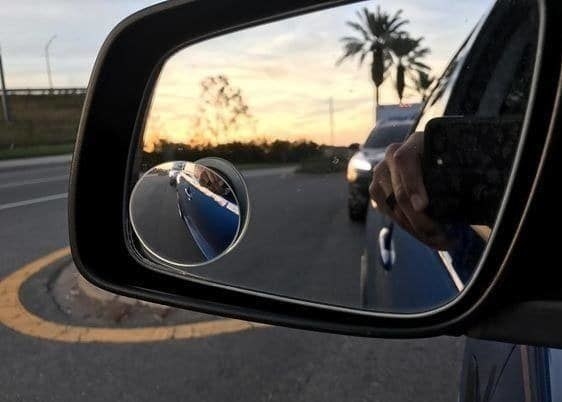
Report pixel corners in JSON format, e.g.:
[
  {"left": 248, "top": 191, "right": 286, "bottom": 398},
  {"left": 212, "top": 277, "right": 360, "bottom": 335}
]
[
  {"left": 0, "top": 248, "right": 267, "bottom": 343},
  {"left": 72, "top": 262, "right": 167, "bottom": 310},
  {"left": 0, "top": 154, "right": 72, "bottom": 171}
]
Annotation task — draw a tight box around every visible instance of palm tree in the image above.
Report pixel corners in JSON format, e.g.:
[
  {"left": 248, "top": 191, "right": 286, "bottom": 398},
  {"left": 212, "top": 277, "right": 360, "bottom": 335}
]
[
  {"left": 337, "top": 6, "right": 409, "bottom": 107},
  {"left": 388, "top": 34, "right": 430, "bottom": 103},
  {"left": 412, "top": 70, "right": 435, "bottom": 102}
]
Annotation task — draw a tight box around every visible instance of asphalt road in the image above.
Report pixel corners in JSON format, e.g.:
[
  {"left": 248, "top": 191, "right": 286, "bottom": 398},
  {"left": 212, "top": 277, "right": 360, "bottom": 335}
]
[
  {"left": 0, "top": 161, "right": 465, "bottom": 402},
  {"left": 130, "top": 173, "right": 206, "bottom": 264}
]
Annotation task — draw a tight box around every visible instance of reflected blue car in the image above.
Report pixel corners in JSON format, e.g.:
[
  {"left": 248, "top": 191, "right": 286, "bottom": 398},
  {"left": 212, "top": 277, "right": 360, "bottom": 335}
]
[{"left": 176, "top": 169, "right": 240, "bottom": 260}]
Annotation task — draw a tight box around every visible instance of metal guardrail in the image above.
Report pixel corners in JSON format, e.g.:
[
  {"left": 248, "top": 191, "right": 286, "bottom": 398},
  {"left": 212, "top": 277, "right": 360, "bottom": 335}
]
[{"left": 2, "top": 88, "right": 87, "bottom": 96}]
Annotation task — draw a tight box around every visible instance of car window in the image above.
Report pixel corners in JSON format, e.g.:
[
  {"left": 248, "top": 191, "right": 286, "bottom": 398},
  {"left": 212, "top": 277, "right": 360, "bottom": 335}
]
[
  {"left": 414, "top": 22, "right": 484, "bottom": 131},
  {"left": 364, "top": 123, "right": 412, "bottom": 148},
  {"left": 447, "top": 0, "right": 537, "bottom": 117},
  {"left": 425, "top": 0, "right": 538, "bottom": 277}
]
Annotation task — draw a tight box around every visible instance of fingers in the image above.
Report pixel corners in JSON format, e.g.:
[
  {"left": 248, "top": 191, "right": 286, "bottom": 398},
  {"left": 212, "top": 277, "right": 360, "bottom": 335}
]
[
  {"left": 370, "top": 137, "right": 451, "bottom": 250},
  {"left": 369, "top": 162, "right": 393, "bottom": 216},
  {"left": 370, "top": 162, "right": 415, "bottom": 234},
  {"left": 392, "top": 132, "right": 428, "bottom": 212}
]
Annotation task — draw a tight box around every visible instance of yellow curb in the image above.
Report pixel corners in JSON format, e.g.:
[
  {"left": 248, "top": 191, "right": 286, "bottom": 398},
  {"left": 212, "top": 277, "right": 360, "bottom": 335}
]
[{"left": 0, "top": 248, "right": 267, "bottom": 343}]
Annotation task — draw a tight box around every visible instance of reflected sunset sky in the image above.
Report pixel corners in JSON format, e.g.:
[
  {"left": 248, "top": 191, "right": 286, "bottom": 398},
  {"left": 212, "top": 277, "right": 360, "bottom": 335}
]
[{"left": 144, "top": 0, "right": 492, "bottom": 150}]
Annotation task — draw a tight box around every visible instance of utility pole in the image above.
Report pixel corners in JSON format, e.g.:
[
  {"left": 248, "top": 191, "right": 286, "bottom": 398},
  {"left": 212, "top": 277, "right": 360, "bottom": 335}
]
[
  {"left": 328, "top": 97, "right": 334, "bottom": 146},
  {"left": 45, "top": 35, "right": 56, "bottom": 90},
  {"left": 0, "top": 45, "right": 11, "bottom": 123}
]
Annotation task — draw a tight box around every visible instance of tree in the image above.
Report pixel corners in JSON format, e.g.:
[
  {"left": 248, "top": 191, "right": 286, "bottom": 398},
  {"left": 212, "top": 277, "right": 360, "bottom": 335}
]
[
  {"left": 337, "top": 6, "right": 409, "bottom": 107},
  {"left": 412, "top": 70, "right": 435, "bottom": 102},
  {"left": 192, "top": 75, "right": 253, "bottom": 145},
  {"left": 388, "top": 34, "right": 430, "bottom": 103}
]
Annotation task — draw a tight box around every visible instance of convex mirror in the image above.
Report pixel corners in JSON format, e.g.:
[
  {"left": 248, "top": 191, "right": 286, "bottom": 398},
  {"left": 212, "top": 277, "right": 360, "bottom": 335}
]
[{"left": 130, "top": 161, "right": 243, "bottom": 266}]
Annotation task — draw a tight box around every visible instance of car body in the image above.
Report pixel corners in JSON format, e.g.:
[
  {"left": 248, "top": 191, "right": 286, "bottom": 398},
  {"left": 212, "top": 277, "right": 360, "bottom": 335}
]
[
  {"left": 176, "top": 167, "right": 240, "bottom": 260},
  {"left": 346, "top": 120, "right": 414, "bottom": 221}
]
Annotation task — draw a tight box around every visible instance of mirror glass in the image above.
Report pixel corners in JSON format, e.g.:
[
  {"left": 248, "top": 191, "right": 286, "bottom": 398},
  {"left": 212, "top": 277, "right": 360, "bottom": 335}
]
[
  {"left": 130, "top": 161, "right": 241, "bottom": 266},
  {"left": 131, "top": 0, "right": 539, "bottom": 313}
]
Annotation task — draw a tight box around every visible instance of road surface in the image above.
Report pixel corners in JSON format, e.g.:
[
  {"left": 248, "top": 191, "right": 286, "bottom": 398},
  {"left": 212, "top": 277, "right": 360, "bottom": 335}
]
[{"left": 0, "top": 161, "right": 464, "bottom": 402}]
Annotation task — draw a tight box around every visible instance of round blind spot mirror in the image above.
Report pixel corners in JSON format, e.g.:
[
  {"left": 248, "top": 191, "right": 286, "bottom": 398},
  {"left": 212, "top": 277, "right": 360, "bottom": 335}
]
[{"left": 130, "top": 161, "right": 244, "bottom": 267}]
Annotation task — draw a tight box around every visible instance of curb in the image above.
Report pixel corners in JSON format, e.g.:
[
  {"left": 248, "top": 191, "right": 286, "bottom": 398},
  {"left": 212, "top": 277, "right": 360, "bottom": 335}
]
[
  {"left": 0, "top": 154, "right": 72, "bottom": 172},
  {"left": 0, "top": 248, "right": 267, "bottom": 343},
  {"left": 72, "top": 262, "right": 167, "bottom": 310}
]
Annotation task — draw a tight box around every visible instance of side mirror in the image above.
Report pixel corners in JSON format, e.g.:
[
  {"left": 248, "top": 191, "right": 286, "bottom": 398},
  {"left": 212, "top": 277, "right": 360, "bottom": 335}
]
[{"left": 69, "top": 0, "right": 562, "bottom": 345}]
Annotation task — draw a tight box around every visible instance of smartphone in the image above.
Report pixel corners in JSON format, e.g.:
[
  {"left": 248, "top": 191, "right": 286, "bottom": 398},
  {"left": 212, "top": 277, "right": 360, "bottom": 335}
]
[{"left": 422, "top": 116, "right": 522, "bottom": 226}]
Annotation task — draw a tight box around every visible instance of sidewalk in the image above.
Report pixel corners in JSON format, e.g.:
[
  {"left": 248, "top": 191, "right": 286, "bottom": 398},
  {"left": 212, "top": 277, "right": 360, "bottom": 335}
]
[{"left": 0, "top": 154, "right": 72, "bottom": 171}]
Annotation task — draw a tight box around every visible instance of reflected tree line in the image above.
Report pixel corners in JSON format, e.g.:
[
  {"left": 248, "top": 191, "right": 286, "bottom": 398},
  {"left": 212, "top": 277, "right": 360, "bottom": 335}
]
[
  {"left": 143, "top": 5, "right": 435, "bottom": 172},
  {"left": 141, "top": 139, "right": 343, "bottom": 171}
]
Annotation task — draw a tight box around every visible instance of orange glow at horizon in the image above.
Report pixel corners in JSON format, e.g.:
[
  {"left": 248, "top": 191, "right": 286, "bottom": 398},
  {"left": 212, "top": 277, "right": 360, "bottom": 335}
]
[{"left": 141, "top": 1, "right": 489, "bottom": 152}]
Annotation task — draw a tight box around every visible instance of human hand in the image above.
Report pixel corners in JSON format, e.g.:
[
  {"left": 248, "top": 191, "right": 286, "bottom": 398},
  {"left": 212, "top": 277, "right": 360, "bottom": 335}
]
[{"left": 369, "top": 131, "right": 452, "bottom": 250}]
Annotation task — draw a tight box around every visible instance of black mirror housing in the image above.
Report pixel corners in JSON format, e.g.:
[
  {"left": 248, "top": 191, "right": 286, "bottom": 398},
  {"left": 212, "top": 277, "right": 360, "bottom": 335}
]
[{"left": 69, "top": 0, "right": 562, "bottom": 346}]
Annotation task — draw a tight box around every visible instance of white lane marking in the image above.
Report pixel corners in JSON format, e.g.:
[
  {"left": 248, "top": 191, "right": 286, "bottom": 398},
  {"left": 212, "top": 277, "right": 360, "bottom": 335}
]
[
  {"left": 0, "top": 193, "right": 68, "bottom": 211},
  {"left": 0, "top": 175, "right": 68, "bottom": 189},
  {"left": 241, "top": 166, "right": 297, "bottom": 178}
]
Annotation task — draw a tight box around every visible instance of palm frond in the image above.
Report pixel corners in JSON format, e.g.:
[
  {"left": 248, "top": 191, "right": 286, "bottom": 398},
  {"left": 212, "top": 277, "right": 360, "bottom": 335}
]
[
  {"left": 336, "top": 41, "right": 365, "bottom": 65},
  {"left": 358, "top": 50, "right": 369, "bottom": 67},
  {"left": 409, "top": 60, "right": 431, "bottom": 70},
  {"left": 346, "top": 21, "right": 371, "bottom": 41}
]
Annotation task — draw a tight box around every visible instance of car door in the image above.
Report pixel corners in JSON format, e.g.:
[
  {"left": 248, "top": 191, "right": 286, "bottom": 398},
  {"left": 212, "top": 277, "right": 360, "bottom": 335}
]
[
  {"left": 176, "top": 166, "right": 240, "bottom": 260},
  {"left": 361, "top": 0, "right": 538, "bottom": 314}
]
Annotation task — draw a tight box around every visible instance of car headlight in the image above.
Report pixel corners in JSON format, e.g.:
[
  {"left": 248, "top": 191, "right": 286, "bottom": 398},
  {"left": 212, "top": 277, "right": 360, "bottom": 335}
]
[
  {"left": 349, "top": 156, "right": 372, "bottom": 172},
  {"left": 347, "top": 155, "right": 372, "bottom": 182}
]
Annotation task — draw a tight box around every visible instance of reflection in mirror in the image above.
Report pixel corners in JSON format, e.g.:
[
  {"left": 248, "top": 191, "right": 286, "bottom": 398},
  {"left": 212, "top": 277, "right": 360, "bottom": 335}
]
[
  {"left": 131, "top": 0, "right": 538, "bottom": 314},
  {"left": 130, "top": 161, "right": 241, "bottom": 266}
]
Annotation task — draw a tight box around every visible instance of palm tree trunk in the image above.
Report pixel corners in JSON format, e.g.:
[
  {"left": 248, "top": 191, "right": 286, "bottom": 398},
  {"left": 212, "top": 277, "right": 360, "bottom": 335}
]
[
  {"left": 373, "top": 85, "right": 379, "bottom": 124},
  {"left": 396, "top": 63, "right": 405, "bottom": 104}
]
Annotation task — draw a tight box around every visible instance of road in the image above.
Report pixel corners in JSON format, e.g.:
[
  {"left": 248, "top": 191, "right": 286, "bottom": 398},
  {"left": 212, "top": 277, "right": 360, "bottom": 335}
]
[
  {"left": 130, "top": 173, "right": 206, "bottom": 264},
  {"left": 0, "top": 161, "right": 464, "bottom": 402}
]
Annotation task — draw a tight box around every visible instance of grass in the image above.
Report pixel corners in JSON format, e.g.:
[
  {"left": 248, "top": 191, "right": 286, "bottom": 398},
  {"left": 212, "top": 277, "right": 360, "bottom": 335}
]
[{"left": 0, "top": 143, "right": 74, "bottom": 160}]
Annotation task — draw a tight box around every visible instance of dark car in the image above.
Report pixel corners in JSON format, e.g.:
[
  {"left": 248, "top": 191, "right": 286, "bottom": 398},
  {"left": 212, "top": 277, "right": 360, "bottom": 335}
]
[
  {"left": 346, "top": 120, "right": 413, "bottom": 221},
  {"left": 176, "top": 167, "right": 240, "bottom": 261}
]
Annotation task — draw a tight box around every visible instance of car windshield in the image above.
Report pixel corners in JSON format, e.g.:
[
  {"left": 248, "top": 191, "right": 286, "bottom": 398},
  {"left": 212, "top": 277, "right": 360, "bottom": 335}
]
[{"left": 364, "top": 123, "right": 412, "bottom": 148}]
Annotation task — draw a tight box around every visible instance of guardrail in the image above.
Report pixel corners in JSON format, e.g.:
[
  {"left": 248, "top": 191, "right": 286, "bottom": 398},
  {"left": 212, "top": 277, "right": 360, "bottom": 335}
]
[{"left": 2, "top": 88, "right": 87, "bottom": 96}]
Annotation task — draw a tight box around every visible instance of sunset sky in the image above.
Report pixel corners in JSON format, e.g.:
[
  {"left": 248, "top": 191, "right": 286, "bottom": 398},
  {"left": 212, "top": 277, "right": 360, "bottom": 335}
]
[{"left": 144, "top": 0, "right": 493, "bottom": 149}]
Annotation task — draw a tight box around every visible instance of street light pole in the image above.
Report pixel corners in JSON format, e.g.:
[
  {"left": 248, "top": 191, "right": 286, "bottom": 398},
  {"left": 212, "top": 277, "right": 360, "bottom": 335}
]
[
  {"left": 45, "top": 35, "right": 57, "bottom": 90},
  {"left": 329, "top": 97, "right": 334, "bottom": 146},
  {"left": 0, "top": 45, "right": 11, "bottom": 123}
]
